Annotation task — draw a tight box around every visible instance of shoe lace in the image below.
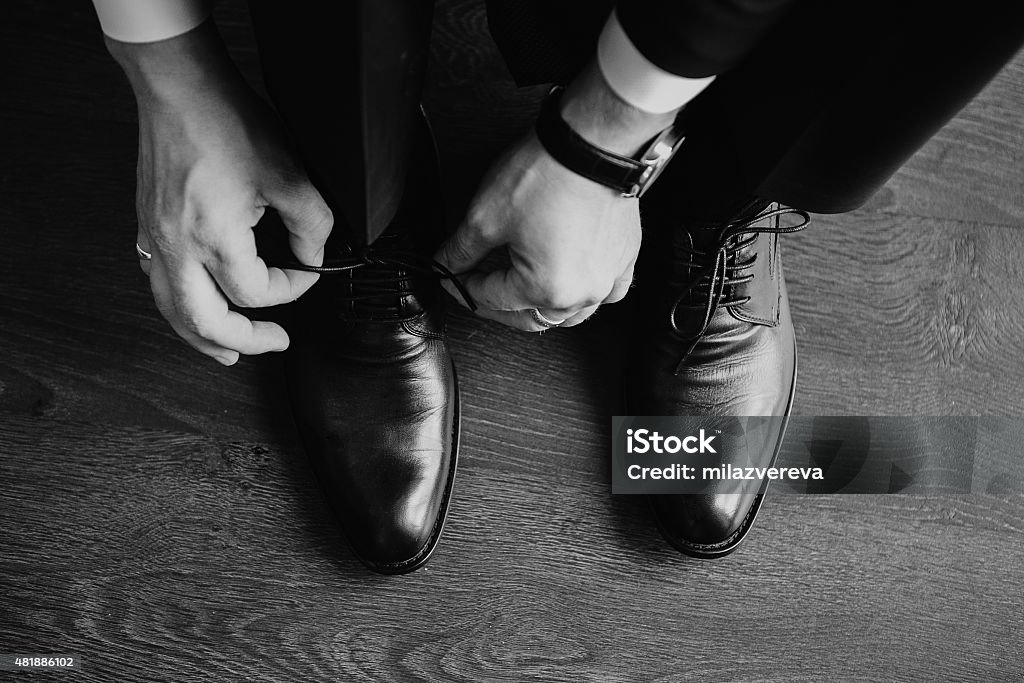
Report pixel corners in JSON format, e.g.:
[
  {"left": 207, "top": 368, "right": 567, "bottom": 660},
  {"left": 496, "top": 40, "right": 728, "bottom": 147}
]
[
  {"left": 276, "top": 244, "right": 476, "bottom": 322},
  {"left": 668, "top": 204, "right": 810, "bottom": 364}
]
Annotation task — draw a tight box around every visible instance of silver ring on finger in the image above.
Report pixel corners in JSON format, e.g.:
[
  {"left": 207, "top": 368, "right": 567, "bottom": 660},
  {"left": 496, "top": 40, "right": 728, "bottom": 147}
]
[
  {"left": 530, "top": 308, "right": 566, "bottom": 329},
  {"left": 136, "top": 243, "right": 153, "bottom": 261}
]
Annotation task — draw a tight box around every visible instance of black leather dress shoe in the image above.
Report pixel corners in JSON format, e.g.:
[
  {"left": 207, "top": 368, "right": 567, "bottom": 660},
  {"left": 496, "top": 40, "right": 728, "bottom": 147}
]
[
  {"left": 281, "top": 127, "right": 467, "bottom": 575},
  {"left": 627, "top": 200, "right": 809, "bottom": 558}
]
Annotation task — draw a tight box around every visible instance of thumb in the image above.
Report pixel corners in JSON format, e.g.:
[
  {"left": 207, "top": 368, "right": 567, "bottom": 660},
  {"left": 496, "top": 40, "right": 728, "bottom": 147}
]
[
  {"left": 434, "top": 217, "right": 500, "bottom": 276},
  {"left": 267, "top": 175, "right": 334, "bottom": 267},
  {"left": 434, "top": 218, "right": 501, "bottom": 309}
]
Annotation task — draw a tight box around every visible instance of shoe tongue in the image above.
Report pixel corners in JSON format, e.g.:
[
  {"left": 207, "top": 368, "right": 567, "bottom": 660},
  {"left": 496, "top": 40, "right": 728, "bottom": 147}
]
[
  {"left": 684, "top": 223, "right": 727, "bottom": 254},
  {"left": 684, "top": 198, "right": 772, "bottom": 251}
]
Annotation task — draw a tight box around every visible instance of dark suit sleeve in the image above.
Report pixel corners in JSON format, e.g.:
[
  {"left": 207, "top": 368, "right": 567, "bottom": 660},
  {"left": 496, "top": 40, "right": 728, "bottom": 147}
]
[{"left": 616, "top": 0, "right": 800, "bottom": 78}]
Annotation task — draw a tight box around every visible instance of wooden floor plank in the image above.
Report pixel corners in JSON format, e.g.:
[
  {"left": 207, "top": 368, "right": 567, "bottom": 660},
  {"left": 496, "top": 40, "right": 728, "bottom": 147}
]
[{"left": 2, "top": 415, "right": 1022, "bottom": 681}]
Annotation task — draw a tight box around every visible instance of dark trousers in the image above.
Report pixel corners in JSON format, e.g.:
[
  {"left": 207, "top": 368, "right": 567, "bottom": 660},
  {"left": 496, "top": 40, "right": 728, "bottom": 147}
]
[
  {"left": 248, "top": 1, "right": 1024, "bottom": 241},
  {"left": 491, "top": 0, "right": 1024, "bottom": 220},
  {"left": 248, "top": 0, "right": 436, "bottom": 247}
]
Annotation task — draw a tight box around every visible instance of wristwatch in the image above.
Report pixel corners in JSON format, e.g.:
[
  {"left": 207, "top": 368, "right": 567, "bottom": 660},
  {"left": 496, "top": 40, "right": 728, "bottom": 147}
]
[{"left": 534, "top": 86, "right": 686, "bottom": 199}]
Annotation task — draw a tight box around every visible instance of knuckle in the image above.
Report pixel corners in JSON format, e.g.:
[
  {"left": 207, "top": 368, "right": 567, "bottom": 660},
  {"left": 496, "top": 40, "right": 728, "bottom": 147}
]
[
  {"left": 229, "top": 290, "right": 263, "bottom": 309},
  {"left": 533, "top": 288, "right": 576, "bottom": 312},
  {"left": 147, "top": 222, "right": 180, "bottom": 255},
  {"left": 276, "top": 161, "right": 316, "bottom": 191},
  {"left": 181, "top": 310, "right": 215, "bottom": 338},
  {"left": 531, "top": 276, "right": 601, "bottom": 312},
  {"left": 463, "top": 208, "right": 499, "bottom": 243},
  {"left": 275, "top": 166, "right": 307, "bottom": 191},
  {"left": 190, "top": 221, "right": 227, "bottom": 254},
  {"left": 465, "top": 205, "right": 489, "bottom": 231},
  {"left": 311, "top": 206, "right": 334, "bottom": 237},
  {"left": 290, "top": 192, "right": 333, "bottom": 232},
  {"left": 448, "top": 232, "right": 477, "bottom": 263}
]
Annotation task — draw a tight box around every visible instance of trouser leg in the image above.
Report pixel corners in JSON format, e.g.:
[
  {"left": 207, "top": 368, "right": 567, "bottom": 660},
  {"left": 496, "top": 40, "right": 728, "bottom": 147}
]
[
  {"left": 247, "top": 0, "right": 436, "bottom": 247},
  {"left": 646, "top": 0, "right": 1024, "bottom": 219},
  {"left": 487, "top": 0, "right": 1023, "bottom": 218}
]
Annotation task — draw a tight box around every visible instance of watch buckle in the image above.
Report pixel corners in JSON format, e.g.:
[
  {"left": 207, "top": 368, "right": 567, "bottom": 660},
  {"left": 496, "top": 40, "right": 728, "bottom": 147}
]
[{"left": 622, "top": 134, "right": 684, "bottom": 199}]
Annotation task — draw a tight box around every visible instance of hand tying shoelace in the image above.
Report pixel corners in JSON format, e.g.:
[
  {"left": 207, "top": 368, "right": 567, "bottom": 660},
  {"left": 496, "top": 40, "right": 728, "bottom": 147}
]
[{"left": 274, "top": 244, "right": 477, "bottom": 319}]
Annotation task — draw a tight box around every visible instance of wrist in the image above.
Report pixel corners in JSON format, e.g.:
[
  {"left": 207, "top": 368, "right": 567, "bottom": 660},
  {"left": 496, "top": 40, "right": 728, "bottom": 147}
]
[
  {"left": 535, "top": 86, "right": 685, "bottom": 198},
  {"left": 106, "top": 20, "right": 243, "bottom": 105},
  {"left": 558, "top": 60, "right": 678, "bottom": 156}
]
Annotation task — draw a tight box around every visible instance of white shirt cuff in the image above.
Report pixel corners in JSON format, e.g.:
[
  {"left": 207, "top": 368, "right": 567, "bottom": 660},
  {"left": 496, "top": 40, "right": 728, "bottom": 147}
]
[
  {"left": 597, "top": 10, "right": 715, "bottom": 114},
  {"left": 93, "top": 0, "right": 211, "bottom": 43}
]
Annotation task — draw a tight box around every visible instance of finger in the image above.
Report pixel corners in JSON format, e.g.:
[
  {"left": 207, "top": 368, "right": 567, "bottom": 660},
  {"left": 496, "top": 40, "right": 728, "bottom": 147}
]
[
  {"left": 560, "top": 303, "right": 600, "bottom": 327},
  {"left": 136, "top": 230, "right": 153, "bottom": 277},
  {"left": 603, "top": 263, "right": 635, "bottom": 305},
  {"left": 442, "top": 267, "right": 534, "bottom": 312},
  {"left": 434, "top": 218, "right": 502, "bottom": 303},
  {"left": 472, "top": 307, "right": 556, "bottom": 333},
  {"left": 208, "top": 232, "right": 320, "bottom": 308},
  {"left": 472, "top": 305, "right": 579, "bottom": 333},
  {"left": 154, "top": 257, "right": 291, "bottom": 357},
  {"left": 148, "top": 255, "right": 241, "bottom": 365},
  {"left": 266, "top": 174, "right": 333, "bottom": 267}
]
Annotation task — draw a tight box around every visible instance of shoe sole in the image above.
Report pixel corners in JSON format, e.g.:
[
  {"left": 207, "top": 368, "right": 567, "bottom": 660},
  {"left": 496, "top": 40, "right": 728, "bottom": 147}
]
[{"left": 652, "top": 343, "right": 798, "bottom": 560}]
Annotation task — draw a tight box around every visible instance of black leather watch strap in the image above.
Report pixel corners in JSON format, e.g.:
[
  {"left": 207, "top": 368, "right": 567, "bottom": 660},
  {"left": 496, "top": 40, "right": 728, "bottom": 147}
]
[{"left": 534, "top": 87, "right": 649, "bottom": 195}]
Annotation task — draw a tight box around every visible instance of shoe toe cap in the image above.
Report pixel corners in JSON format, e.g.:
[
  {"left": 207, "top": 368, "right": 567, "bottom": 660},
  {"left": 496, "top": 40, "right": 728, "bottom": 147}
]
[
  {"left": 652, "top": 494, "right": 759, "bottom": 558},
  {"left": 326, "top": 449, "right": 452, "bottom": 573},
  {"left": 346, "top": 501, "right": 441, "bottom": 572}
]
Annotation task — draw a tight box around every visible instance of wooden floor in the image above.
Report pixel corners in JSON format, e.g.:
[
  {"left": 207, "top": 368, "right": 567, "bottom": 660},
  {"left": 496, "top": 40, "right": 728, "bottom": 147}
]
[{"left": 2, "top": 2, "right": 1023, "bottom": 681}]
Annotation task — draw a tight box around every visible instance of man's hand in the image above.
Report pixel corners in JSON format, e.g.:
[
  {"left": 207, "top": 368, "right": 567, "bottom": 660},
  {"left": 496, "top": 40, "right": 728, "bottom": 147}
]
[
  {"left": 435, "top": 61, "right": 678, "bottom": 331},
  {"left": 109, "top": 21, "right": 332, "bottom": 365}
]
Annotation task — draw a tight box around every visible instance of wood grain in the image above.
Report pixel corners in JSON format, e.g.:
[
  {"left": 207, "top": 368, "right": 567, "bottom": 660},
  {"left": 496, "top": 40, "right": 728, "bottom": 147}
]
[
  {"left": 786, "top": 213, "right": 1024, "bottom": 415},
  {"left": 1, "top": 0, "right": 1023, "bottom": 681},
  {"left": 3, "top": 415, "right": 1023, "bottom": 682}
]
